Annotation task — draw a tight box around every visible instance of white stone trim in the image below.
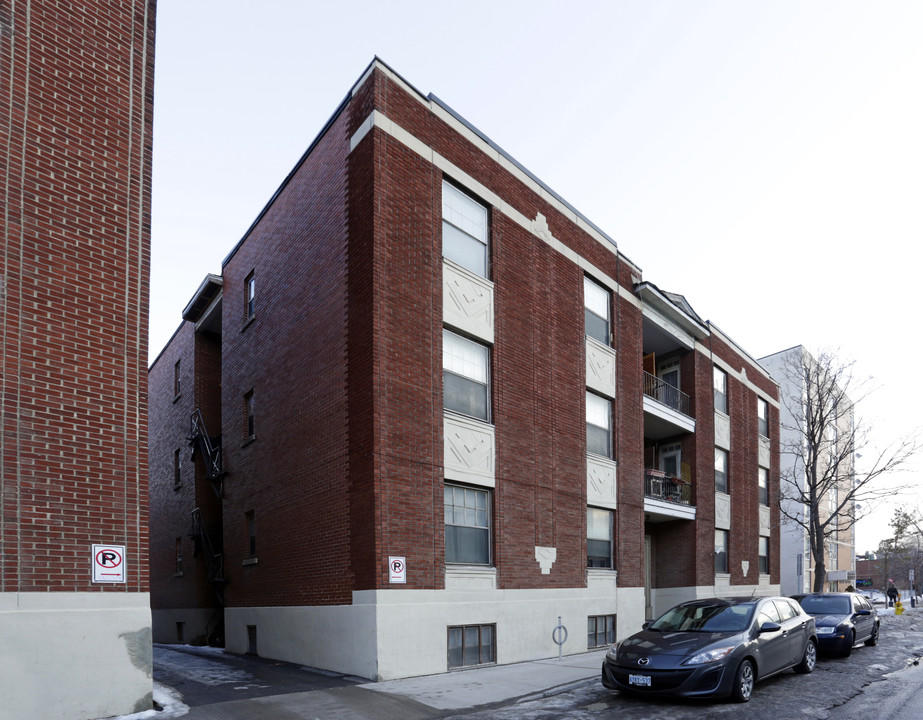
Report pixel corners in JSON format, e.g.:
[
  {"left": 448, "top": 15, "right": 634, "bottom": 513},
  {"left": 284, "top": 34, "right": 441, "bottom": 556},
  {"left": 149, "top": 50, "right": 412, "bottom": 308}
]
[
  {"left": 443, "top": 259, "right": 494, "bottom": 343},
  {"left": 587, "top": 454, "right": 618, "bottom": 509},
  {"left": 759, "top": 506, "right": 771, "bottom": 536},
  {"left": 586, "top": 336, "right": 616, "bottom": 398},
  {"left": 715, "top": 492, "right": 731, "bottom": 530},
  {"left": 714, "top": 411, "right": 731, "bottom": 449},
  {"left": 445, "top": 565, "right": 497, "bottom": 590},
  {"left": 444, "top": 412, "right": 495, "bottom": 487},
  {"left": 348, "top": 109, "right": 641, "bottom": 310}
]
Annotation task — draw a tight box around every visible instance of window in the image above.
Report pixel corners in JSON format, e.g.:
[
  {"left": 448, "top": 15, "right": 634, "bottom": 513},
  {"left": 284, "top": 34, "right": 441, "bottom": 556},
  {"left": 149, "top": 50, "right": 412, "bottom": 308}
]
[
  {"left": 443, "top": 330, "right": 490, "bottom": 421},
  {"left": 244, "top": 271, "right": 255, "bottom": 322},
  {"left": 586, "top": 392, "right": 612, "bottom": 458},
  {"left": 448, "top": 624, "right": 495, "bottom": 668},
  {"left": 174, "top": 537, "right": 183, "bottom": 574},
  {"left": 713, "top": 366, "right": 727, "bottom": 414},
  {"left": 173, "top": 448, "right": 182, "bottom": 489},
  {"left": 715, "top": 529, "right": 728, "bottom": 573},
  {"left": 588, "top": 615, "right": 616, "bottom": 648},
  {"left": 757, "top": 397, "right": 769, "bottom": 437},
  {"left": 445, "top": 484, "right": 490, "bottom": 565},
  {"left": 173, "top": 359, "right": 181, "bottom": 397},
  {"left": 584, "top": 276, "right": 610, "bottom": 345},
  {"left": 587, "top": 507, "right": 613, "bottom": 568},
  {"left": 757, "top": 599, "right": 781, "bottom": 626},
  {"left": 758, "top": 467, "right": 769, "bottom": 505},
  {"left": 246, "top": 510, "right": 256, "bottom": 557},
  {"left": 660, "top": 443, "right": 681, "bottom": 478},
  {"left": 759, "top": 536, "right": 769, "bottom": 574},
  {"left": 244, "top": 390, "right": 255, "bottom": 439},
  {"left": 774, "top": 598, "right": 799, "bottom": 621},
  {"left": 442, "top": 181, "right": 488, "bottom": 277},
  {"left": 715, "top": 447, "right": 728, "bottom": 493}
]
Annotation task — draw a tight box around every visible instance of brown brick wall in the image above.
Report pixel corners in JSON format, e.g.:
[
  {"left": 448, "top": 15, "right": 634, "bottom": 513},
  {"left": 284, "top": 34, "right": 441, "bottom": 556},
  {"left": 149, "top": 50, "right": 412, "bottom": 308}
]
[
  {"left": 220, "top": 100, "right": 352, "bottom": 607},
  {"left": 0, "top": 0, "right": 155, "bottom": 593}
]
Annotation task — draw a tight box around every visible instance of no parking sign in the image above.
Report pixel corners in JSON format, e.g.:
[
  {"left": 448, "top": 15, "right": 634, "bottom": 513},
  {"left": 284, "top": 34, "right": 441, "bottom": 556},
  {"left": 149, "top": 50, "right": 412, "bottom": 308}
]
[{"left": 92, "top": 544, "right": 126, "bottom": 583}]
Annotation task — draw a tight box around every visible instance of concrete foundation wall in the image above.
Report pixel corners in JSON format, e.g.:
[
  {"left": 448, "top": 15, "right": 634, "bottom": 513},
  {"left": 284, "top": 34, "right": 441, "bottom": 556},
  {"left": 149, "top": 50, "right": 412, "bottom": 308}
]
[
  {"left": 0, "top": 593, "right": 152, "bottom": 720},
  {"left": 226, "top": 583, "right": 639, "bottom": 681}
]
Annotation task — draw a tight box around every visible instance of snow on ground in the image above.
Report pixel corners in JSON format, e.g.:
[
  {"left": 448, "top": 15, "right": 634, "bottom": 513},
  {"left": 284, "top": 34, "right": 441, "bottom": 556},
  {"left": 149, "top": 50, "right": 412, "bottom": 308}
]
[
  {"left": 94, "top": 682, "right": 189, "bottom": 720},
  {"left": 154, "top": 644, "right": 255, "bottom": 686}
]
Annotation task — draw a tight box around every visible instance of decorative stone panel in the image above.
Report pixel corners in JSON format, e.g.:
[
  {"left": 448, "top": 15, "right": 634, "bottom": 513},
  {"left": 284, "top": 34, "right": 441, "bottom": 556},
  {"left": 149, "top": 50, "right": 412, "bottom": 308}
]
[
  {"left": 758, "top": 435, "right": 770, "bottom": 468},
  {"left": 587, "top": 455, "right": 618, "bottom": 509},
  {"left": 444, "top": 412, "right": 495, "bottom": 487},
  {"left": 759, "top": 506, "right": 771, "bottom": 536},
  {"left": 443, "top": 260, "right": 494, "bottom": 343},
  {"left": 715, "top": 492, "right": 731, "bottom": 530},
  {"left": 585, "top": 337, "right": 616, "bottom": 399},
  {"left": 714, "top": 412, "right": 730, "bottom": 450},
  {"left": 534, "top": 546, "right": 557, "bottom": 575}
]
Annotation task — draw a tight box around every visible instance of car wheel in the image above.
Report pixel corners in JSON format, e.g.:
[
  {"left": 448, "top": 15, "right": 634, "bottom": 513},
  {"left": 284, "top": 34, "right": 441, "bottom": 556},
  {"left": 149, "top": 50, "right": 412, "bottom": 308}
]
[
  {"left": 795, "top": 638, "right": 817, "bottom": 674},
  {"left": 730, "top": 659, "right": 754, "bottom": 703},
  {"left": 865, "top": 624, "right": 879, "bottom": 647},
  {"left": 842, "top": 630, "right": 855, "bottom": 657}
]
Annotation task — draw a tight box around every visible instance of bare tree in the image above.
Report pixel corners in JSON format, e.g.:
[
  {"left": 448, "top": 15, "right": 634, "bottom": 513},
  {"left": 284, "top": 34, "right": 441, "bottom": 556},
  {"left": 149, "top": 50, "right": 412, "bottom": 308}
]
[{"left": 774, "top": 348, "right": 921, "bottom": 592}]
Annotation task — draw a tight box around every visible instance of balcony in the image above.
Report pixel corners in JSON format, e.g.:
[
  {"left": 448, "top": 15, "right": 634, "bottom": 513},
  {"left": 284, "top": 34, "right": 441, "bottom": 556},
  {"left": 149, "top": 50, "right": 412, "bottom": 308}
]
[
  {"left": 643, "top": 371, "right": 695, "bottom": 439},
  {"left": 644, "top": 469, "right": 696, "bottom": 522}
]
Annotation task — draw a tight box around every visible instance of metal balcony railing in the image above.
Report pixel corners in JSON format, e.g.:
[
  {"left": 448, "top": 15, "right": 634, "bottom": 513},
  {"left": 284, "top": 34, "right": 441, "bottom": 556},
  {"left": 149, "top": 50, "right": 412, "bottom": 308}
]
[
  {"left": 643, "top": 372, "right": 692, "bottom": 417},
  {"left": 644, "top": 469, "right": 693, "bottom": 506}
]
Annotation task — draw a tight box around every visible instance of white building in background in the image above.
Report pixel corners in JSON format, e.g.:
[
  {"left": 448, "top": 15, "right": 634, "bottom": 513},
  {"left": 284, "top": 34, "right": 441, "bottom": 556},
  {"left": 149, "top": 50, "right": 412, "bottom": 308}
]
[{"left": 760, "top": 346, "right": 856, "bottom": 595}]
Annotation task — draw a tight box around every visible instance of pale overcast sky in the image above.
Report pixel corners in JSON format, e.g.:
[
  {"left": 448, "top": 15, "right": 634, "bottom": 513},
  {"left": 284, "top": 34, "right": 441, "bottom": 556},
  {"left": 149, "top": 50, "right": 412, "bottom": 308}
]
[{"left": 151, "top": 1, "right": 923, "bottom": 553}]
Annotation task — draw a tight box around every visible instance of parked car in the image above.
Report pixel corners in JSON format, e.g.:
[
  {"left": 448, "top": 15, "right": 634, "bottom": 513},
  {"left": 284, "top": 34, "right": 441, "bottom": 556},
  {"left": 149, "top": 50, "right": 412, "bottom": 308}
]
[
  {"left": 601, "top": 596, "right": 817, "bottom": 703},
  {"left": 792, "top": 592, "right": 879, "bottom": 656}
]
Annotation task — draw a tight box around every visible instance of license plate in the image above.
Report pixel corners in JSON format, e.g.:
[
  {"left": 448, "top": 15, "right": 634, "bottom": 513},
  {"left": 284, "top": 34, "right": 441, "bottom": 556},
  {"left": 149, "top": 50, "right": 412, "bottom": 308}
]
[{"left": 628, "top": 674, "right": 651, "bottom": 687}]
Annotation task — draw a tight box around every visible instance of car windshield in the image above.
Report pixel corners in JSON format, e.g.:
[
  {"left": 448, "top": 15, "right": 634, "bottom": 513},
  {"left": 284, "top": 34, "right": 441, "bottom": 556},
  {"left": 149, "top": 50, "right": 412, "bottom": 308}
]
[
  {"left": 799, "top": 596, "right": 850, "bottom": 615},
  {"left": 650, "top": 603, "right": 754, "bottom": 633}
]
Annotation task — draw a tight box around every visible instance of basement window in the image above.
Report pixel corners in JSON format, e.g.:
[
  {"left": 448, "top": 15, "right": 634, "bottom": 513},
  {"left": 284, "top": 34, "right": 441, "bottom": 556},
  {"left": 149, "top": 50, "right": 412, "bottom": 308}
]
[
  {"left": 588, "top": 614, "right": 616, "bottom": 648},
  {"left": 447, "top": 624, "right": 495, "bottom": 669}
]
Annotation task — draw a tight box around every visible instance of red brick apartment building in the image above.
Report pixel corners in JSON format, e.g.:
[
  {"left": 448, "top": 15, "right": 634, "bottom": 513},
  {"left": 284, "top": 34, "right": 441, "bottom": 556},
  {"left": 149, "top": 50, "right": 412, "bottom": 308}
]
[
  {"left": 149, "top": 59, "right": 781, "bottom": 681},
  {"left": 0, "top": 2, "right": 156, "bottom": 719}
]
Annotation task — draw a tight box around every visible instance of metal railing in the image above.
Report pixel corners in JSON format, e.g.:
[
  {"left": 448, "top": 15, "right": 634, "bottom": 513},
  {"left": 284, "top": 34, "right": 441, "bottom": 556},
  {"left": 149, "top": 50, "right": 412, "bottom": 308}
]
[
  {"left": 644, "top": 469, "right": 693, "bottom": 506},
  {"left": 643, "top": 372, "right": 692, "bottom": 417}
]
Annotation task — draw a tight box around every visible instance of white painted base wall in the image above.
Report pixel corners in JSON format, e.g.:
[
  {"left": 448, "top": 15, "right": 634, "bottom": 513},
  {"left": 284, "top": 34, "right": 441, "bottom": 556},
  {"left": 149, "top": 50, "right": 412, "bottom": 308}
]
[
  {"left": 651, "top": 580, "right": 782, "bottom": 619},
  {"left": 0, "top": 592, "right": 152, "bottom": 720},
  {"left": 152, "top": 607, "right": 218, "bottom": 644},
  {"left": 226, "top": 578, "right": 645, "bottom": 681}
]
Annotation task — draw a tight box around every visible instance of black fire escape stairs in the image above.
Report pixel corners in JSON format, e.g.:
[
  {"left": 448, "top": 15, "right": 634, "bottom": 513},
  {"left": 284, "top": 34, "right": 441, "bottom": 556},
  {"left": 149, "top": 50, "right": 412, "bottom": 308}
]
[
  {"left": 188, "top": 409, "right": 227, "bottom": 644},
  {"left": 188, "top": 408, "right": 225, "bottom": 498}
]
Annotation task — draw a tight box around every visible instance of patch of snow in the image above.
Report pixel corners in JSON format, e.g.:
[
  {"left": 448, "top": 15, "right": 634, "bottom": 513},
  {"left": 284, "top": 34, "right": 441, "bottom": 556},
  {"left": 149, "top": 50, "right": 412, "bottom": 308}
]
[
  {"left": 94, "top": 682, "right": 189, "bottom": 720},
  {"left": 155, "top": 646, "right": 254, "bottom": 686}
]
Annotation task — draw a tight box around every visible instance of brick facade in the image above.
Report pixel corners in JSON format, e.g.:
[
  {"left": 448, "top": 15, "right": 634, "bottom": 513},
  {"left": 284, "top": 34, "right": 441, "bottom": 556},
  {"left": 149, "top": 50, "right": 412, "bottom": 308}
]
[
  {"left": 149, "top": 59, "right": 780, "bottom": 681},
  {"left": 1, "top": 2, "right": 156, "bottom": 717}
]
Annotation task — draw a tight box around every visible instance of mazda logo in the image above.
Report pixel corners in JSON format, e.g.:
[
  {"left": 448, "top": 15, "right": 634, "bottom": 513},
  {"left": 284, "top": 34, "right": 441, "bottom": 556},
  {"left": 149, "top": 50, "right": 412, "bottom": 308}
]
[{"left": 638, "top": 657, "right": 650, "bottom": 666}]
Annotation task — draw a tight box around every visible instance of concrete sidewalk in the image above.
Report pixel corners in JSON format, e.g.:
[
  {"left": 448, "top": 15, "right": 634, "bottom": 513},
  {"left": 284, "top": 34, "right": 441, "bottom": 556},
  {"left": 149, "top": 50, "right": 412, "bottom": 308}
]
[{"left": 176, "top": 650, "right": 606, "bottom": 719}]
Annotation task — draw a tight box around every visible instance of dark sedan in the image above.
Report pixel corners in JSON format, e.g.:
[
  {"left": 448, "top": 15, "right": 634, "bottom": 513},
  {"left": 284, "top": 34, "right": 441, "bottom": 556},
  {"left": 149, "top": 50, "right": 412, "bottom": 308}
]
[
  {"left": 793, "top": 592, "right": 879, "bottom": 656},
  {"left": 601, "top": 596, "right": 817, "bottom": 702}
]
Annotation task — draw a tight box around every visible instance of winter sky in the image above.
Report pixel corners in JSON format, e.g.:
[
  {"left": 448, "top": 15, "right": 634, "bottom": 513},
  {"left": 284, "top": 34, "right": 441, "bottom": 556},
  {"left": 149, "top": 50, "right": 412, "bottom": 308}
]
[{"left": 151, "top": 1, "right": 923, "bottom": 553}]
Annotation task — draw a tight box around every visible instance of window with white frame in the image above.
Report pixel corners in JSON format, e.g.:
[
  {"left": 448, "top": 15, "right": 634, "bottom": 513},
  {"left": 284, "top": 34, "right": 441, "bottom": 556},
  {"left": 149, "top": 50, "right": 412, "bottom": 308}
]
[
  {"left": 715, "top": 529, "right": 729, "bottom": 573},
  {"left": 759, "top": 536, "right": 769, "bottom": 574},
  {"left": 715, "top": 447, "right": 728, "bottom": 493},
  {"left": 713, "top": 366, "right": 727, "bottom": 414},
  {"left": 586, "top": 392, "right": 613, "bottom": 458},
  {"left": 758, "top": 466, "right": 769, "bottom": 505},
  {"left": 444, "top": 483, "right": 491, "bottom": 565},
  {"left": 443, "top": 330, "right": 490, "bottom": 421},
  {"left": 587, "top": 507, "right": 614, "bottom": 568},
  {"left": 584, "top": 276, "right": 610, "bottom": 345},
  {"left": 758, "top": 397, "right": 769, "bottom": 437},
  {"left": 442, "top": 181, "right": 488, "bottom": 277}
]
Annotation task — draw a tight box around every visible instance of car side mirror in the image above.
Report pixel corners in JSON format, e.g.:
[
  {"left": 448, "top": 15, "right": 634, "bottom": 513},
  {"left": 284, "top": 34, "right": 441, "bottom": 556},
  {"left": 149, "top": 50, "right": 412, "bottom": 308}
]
[
  {"left": 856, "top": 609, "right": 871, "bottom": 616},
  {"left": 642, "top": 621, "right": 652, "bottom": 630},
  {"left": 759, "top": 621, "right": 781, "bottom": 634}
]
